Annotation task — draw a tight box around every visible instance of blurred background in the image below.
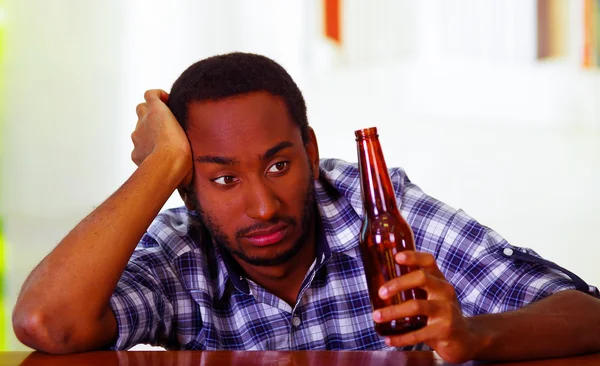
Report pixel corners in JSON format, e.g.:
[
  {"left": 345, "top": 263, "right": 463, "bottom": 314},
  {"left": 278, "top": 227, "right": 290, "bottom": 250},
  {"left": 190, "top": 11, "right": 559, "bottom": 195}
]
[{"left": 0, "top": 0, "right": 599, "bottom": 351}]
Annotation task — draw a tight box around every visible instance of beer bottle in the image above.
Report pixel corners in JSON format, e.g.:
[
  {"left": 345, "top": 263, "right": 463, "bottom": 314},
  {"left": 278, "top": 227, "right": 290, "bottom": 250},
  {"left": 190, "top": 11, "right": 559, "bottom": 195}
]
[{"left": 355, "top": 127, "right": 427, "bottom": 335}]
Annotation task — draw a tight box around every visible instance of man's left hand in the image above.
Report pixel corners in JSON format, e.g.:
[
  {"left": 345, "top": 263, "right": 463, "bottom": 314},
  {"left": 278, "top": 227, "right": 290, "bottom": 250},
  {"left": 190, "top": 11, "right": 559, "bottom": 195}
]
[{"left": 372, "top": 251, "right": 486, "bottom": 364}]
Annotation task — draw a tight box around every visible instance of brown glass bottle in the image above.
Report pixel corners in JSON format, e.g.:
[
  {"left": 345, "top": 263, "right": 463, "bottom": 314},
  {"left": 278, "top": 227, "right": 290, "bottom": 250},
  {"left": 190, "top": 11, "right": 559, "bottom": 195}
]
[{"left": 355, "top": 127, "right": 427, "bottom": 336}]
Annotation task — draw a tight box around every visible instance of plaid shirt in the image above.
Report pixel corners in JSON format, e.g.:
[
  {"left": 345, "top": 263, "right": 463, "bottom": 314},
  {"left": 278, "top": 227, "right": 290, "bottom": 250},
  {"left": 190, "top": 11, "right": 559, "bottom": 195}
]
[{"left": 109, "top": 158, "right": 598, "bottom": 350}]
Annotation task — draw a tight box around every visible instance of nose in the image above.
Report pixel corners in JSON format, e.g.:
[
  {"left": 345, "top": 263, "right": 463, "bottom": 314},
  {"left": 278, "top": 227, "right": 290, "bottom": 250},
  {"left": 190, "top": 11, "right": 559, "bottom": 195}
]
[{"left": 244, "top": 178, "right": 281, "bottom": 221}]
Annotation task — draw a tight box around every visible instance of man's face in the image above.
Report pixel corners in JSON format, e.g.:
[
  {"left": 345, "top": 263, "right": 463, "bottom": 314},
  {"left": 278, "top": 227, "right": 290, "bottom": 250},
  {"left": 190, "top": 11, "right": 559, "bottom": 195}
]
[{"left": 185, "top": 91, "right": 320, "bottom": 267}]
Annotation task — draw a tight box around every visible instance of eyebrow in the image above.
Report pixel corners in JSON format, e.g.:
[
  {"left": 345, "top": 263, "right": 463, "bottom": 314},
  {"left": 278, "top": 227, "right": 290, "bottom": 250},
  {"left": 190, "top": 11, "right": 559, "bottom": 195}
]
[
  {"left": 195, "top": 141, "right": 294, "bottom": 166},
  {"left": 195, "top": 155, "right": 240, "bottom": 165},
  {"left": 262, "top": 141, "right": 294, "bottom": 161}
]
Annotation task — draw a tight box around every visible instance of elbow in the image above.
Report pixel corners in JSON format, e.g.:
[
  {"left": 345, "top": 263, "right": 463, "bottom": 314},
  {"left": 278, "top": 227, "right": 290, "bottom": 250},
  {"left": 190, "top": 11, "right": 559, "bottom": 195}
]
[{"left": 12, "top": 307, "right": 74, "bottom": 354}]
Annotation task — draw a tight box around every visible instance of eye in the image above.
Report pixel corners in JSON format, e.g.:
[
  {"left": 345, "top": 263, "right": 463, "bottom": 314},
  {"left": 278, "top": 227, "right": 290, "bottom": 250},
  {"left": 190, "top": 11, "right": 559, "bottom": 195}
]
[
  {"left": 267, "top": 161, "right": 289, "bottom": 174},
  {"left": 212, "top": 176, "right": 238, "bottom": 186}
]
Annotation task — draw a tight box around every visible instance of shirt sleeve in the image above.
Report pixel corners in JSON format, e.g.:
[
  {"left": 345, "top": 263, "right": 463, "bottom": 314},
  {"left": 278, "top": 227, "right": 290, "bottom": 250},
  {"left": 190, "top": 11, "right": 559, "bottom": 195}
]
[
  {"left": 108, "top": 242, "right": 175, "bottom": 350},
  {"left": 440, "top": 209, "right": 599, "bottom": 316},
  {"left": 390, "top": 168, "right": 598, "bottom": 317}
]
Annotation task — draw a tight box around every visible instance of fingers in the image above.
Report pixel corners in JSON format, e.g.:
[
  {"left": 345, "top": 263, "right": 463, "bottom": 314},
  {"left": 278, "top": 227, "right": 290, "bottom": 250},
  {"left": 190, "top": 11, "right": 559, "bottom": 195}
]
[
  {"left": 136, "top": 103, "right": 148, "bottom": 118},
  {"left": 378, "top": 251, "right": 453, "bottom": 301},
  {"left": 371, "top": 251, "right": 473, "bottom": 362},
  {"left": 373, "top": 299, "right": 432, "bottom": 323},
  {"left": 132, "top": 103, "right": 147, "bottom": 153},
  {"left": 130, "top": 145, "right": 146, "bottom": 166},
  {"left": 157, "top": 89, "right": 169, "bottom": 103},
  {"left": 373, "top": 298, "right": 464, "bottom": 349},
  {"left": 383, "top": 320, "right": 444, "bottom": 348},
  {"left": 379, "top": 269, "right": 450, "bottom": 301},
  {"left": 395, "top": 251, "right": 444, "bottom": 278},
  {"left": 144, "top": 89, "right": 169, "bottom": 104},
  {"left": 373, "top": 298, "right": 455, "bottom": 323},
  {"left": 130, "top": 89, "right": 187, "bottom": 172},
  {"left": 381, "top": 302, "right": 466, "bottom": 355},
  {"left": 131, "top": 150, "right": 140, "bottom": 166}
]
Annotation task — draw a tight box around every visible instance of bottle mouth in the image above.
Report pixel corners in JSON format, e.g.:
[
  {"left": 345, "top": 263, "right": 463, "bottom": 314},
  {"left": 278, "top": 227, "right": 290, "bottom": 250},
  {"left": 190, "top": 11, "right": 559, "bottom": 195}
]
[{"left": 355, "top": 127, "right": 379, "bottom": 140}]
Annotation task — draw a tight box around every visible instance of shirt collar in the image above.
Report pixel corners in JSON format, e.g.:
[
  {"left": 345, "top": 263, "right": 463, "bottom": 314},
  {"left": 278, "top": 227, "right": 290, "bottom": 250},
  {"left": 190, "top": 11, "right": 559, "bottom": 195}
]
[
  {"left": 214, "top": 241, "right": 250, "bottom": 299},
  {"left": 313, "top": 178, "right": 362, "bottom": 256},
  {"left": 314, "top": 212, "right": 331, "bottom": 264},
  {"left": 177, "top": 210, "right": 248, "bottom": 300}
]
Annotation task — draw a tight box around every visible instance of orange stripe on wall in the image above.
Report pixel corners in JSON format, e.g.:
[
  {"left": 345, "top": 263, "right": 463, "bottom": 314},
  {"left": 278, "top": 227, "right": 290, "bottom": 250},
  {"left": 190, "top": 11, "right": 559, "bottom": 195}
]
[
  {"left": 583, "top": 0, "right": 590, "bottom": 67},
  {"left": 324, "top": 0, "right": 341, "bottom": 44},
  {"left": 583, "top": 0, "right": 594, "bottom": 67}
]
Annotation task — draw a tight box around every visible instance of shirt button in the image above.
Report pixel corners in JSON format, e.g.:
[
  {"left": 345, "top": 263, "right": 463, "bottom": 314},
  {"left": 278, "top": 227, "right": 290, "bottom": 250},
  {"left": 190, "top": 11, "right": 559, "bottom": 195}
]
[
  {"left": 292, "top": 316, "right": 302, "bottom": 327},
  {"left": 503, "top": 248, "right": 514, "bottom": 256}
]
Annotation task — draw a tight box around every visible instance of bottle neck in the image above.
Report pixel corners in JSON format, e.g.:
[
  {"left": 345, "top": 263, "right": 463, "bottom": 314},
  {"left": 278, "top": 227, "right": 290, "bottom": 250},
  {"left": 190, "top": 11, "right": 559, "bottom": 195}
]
[{"left": 356, "top": 135, "right": 399, "bottom": 217}]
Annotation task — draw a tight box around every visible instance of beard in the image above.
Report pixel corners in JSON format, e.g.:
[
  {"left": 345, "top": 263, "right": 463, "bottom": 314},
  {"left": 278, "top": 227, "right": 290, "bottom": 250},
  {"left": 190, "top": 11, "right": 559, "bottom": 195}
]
[{"left": 187, "top": 164, "right": 316, "bottom": 267}]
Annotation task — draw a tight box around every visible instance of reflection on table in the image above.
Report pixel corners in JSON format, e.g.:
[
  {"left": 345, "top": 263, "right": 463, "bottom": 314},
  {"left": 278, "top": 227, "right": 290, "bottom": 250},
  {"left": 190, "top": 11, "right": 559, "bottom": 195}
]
[{"left": 5, "top": 350, "right": 600, "bottom": 366}]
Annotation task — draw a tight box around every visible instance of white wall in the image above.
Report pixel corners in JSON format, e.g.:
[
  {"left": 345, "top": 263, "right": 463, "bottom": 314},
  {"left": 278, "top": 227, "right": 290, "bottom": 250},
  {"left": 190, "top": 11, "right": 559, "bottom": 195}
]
[
  {"left": 1, "top": 0, "right": 599, "bottom": 351},
  {"left": 1, "top": 0, "right": 127, "bottom": 350}
]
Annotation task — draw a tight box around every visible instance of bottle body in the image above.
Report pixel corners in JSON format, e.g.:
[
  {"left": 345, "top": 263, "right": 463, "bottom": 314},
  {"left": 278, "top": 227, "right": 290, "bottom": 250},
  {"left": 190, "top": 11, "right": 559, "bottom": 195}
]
[
  {"left": 355, "top": 127, "right": 427, "bottom": 336},
  {"left": 359, "top": 213, "right": 427, "bottom": 335}
]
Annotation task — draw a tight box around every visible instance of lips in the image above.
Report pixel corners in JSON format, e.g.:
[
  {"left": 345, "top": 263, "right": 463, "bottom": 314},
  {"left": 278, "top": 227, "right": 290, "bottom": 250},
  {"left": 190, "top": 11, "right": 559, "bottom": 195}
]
[{"left": 242, "top": 224, "right": 289, "bottom": 247}]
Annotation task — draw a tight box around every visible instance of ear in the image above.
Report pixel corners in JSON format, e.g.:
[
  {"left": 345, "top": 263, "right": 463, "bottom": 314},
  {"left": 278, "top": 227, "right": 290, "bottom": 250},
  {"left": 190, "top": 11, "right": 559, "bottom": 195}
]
[
  {"left": 305, "top": 127, "right": 320, "bottom": 180},
  {"left": 178, "top": 186, "right": 197, "bottom": 211}
]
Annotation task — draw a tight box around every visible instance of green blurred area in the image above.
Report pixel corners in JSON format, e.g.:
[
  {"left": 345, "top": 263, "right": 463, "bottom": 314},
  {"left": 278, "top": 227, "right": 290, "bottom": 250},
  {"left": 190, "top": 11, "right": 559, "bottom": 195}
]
[
  {"left": 0, "top": 220, "right": 4, "bottom": 350},
  {"left": 0, "top": 0, "right": 6, "bottom": 351}
]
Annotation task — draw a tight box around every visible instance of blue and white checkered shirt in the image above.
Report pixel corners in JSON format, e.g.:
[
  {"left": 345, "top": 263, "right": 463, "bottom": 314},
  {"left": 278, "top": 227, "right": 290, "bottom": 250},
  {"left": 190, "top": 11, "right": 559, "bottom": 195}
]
[{"left": 109, "top": 158, "right": 598, "bottom": 350}]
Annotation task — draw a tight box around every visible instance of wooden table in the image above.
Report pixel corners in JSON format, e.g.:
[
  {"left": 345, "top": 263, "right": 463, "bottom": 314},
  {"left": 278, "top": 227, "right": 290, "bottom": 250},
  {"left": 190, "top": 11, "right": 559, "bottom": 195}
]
[{"left": 1, "top": 351, "right": 599, "bottom": 366}]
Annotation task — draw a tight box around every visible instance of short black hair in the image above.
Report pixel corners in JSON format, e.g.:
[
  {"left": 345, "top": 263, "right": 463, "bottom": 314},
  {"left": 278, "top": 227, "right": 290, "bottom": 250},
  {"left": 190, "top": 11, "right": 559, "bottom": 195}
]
[{"left": 168, "top": 52, "right": 309, "bottom": 143}]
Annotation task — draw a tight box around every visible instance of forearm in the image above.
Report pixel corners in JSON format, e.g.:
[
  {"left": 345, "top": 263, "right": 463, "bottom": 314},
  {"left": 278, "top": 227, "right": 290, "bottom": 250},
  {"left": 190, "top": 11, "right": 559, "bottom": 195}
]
[
  {"left": 471, "top": 290, "right": 600, "bottom": 361},
  {"left": 13, "top": 150, "right": 187, "bottom": 348}
]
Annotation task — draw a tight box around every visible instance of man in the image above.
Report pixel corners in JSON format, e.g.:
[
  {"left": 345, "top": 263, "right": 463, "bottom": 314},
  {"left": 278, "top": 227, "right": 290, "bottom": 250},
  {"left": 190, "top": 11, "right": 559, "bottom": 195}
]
[{"left": 13, "top": 53, "right": 600, "bottom": 363}]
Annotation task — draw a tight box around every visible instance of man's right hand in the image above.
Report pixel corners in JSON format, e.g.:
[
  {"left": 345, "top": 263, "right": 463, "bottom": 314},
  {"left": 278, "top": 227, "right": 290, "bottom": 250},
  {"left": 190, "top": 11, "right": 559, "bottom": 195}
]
[{"left": 131, "top": 89, "right": 193, "bottom": 188}]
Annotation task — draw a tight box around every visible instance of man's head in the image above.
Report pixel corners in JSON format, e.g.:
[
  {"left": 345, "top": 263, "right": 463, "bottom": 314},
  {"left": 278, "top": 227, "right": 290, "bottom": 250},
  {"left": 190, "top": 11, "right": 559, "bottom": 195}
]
[
  {"left": 168, "top": 53, "right": 320, "bottom": 269},
  {"left": 168, "top": 52, "right": 309, "bottom": 142}
]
